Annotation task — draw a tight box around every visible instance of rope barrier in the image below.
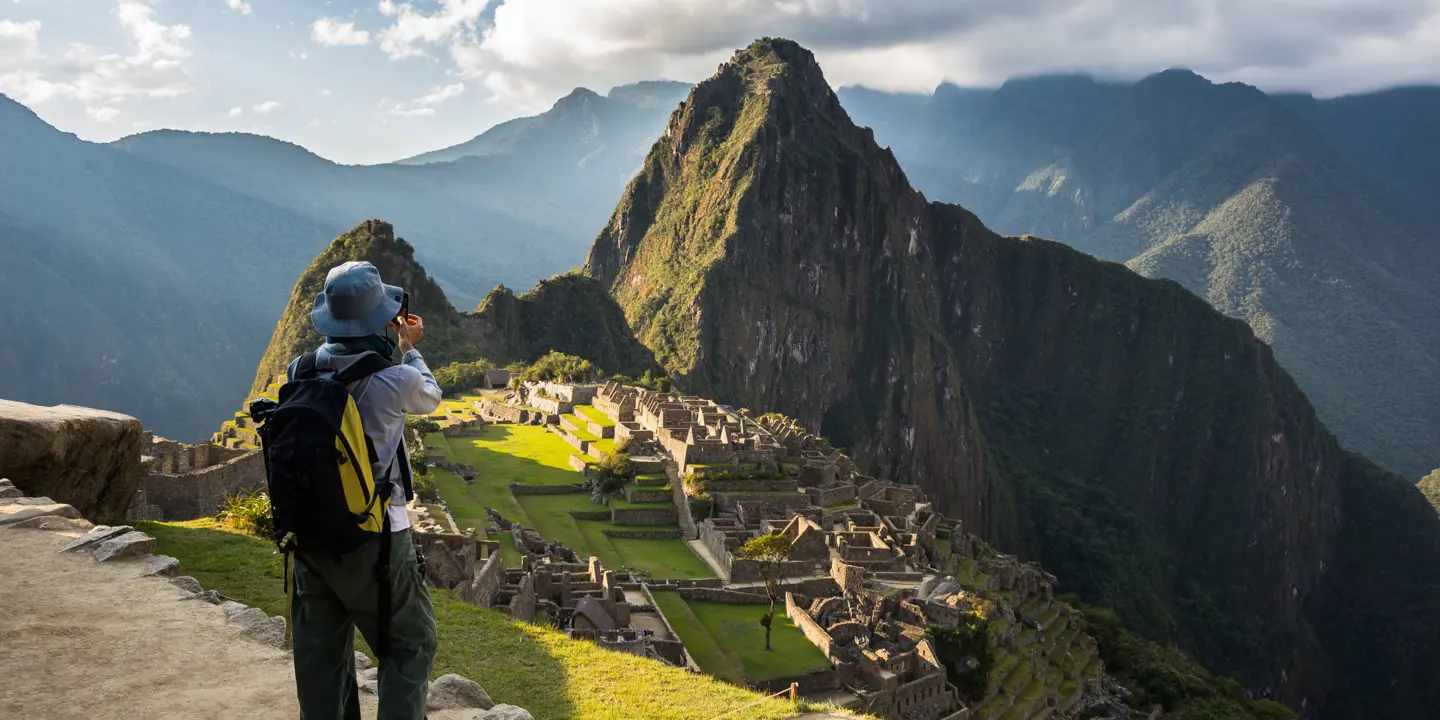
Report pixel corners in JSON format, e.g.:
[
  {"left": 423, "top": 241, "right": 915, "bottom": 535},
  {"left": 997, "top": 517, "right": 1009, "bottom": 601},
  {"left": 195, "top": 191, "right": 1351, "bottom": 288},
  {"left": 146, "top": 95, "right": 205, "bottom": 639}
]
[{"left": 706, "top": 683, "right": 799, "bottom": 720}]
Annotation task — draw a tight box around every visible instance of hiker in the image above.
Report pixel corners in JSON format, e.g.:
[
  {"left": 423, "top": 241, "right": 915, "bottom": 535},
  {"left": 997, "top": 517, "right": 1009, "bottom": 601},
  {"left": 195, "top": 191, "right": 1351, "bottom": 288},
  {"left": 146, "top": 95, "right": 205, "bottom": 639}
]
[{"left": 280, "top": 260, "right": 443, "bottom": 720}]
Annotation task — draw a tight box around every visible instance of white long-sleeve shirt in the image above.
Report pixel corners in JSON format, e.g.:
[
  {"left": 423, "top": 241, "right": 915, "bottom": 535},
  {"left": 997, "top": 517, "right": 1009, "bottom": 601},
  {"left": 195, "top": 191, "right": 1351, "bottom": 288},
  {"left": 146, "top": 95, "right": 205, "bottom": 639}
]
[{"left": 287, "top": 347, "right": 443, "bottom": 532}]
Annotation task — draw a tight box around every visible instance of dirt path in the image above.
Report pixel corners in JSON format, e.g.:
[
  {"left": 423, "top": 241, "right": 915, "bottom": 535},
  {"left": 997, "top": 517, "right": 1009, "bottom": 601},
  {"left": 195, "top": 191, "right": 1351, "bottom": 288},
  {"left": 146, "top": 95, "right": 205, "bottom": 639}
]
[{"left": 0, "top": 525, "right": 500, "bottom": 720}]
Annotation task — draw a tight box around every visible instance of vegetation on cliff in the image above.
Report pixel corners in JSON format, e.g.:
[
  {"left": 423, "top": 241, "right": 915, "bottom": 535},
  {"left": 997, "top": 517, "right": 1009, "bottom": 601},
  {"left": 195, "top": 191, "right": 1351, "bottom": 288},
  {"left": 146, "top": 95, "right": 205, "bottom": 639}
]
[
  {"left": 585, "top": 37, "right": 1440, "bottom": 717},
  {"left": 1419, "top": 469, "right": 1440, "bottom": 514},
  {"left": 247, "top": 221, "right": 662, "bottom": 402}
]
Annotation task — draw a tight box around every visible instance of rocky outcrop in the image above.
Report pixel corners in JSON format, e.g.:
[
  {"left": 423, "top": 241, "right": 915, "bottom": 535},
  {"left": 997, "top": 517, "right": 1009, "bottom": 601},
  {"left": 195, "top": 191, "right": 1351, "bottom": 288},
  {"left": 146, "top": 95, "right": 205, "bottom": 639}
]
[
  {"left": 0, "top": 400, "right": 144, "bottom": 522},
  {"left": 427, "top": 674, "right": 495, "bottom": 712},
  {"left": 586, "top": 37, "right": 1440, "bottom": 718}
]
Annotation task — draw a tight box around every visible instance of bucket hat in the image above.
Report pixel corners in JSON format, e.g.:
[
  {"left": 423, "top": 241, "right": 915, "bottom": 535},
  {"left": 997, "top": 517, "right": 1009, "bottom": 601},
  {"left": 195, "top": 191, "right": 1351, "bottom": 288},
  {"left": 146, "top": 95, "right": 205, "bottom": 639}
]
[{"left": 309, "top": 261, "right": 403, "bottom": 338}]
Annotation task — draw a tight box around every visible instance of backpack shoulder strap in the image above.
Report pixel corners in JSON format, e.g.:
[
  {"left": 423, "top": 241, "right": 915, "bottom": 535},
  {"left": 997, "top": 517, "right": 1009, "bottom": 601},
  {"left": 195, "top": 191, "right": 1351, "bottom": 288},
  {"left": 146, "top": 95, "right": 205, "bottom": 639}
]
[
  {"left": 333, "top": 352, "right": 391, "bottom": 386},
  {"left": 293, "top": 352, "right": 320, "bottom": 381}
]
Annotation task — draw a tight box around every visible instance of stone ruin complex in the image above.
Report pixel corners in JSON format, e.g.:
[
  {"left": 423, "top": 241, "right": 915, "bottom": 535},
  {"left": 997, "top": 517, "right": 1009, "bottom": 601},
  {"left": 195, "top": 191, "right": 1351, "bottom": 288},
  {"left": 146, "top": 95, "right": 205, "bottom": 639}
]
[
  {"left": 128, "top": 433, "right": 266, "bottom": 522},
  {"left": 433, "top": 381, "right": 1110, "bottom": 719}
]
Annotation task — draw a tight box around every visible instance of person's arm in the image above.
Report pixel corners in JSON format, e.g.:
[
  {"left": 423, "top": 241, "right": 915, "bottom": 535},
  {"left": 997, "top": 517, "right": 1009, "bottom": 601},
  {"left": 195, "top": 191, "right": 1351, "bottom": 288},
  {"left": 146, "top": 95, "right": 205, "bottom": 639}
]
[{"left": 398, "top": 349, "right": 444, "bottom": 415}]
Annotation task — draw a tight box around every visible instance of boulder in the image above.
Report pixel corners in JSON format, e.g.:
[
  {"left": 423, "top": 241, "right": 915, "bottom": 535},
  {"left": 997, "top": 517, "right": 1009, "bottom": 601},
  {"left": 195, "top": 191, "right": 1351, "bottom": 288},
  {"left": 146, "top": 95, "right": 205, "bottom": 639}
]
[
  {"left": 426, "top": 674, "right": 494, "bottom": 711},
  {"left": 219, "top": 601, "right": 251, "bottom": 619},
  {"left": 0, "top": 400, "right": 144, "bottom": 522},
  {"left": 59, "top": 525, "right": 132, "bottom": 552},
  {"left": 7, "top": 496, "right": 59, "bottom": 505},
  {"left": 358, "top": 667, "right": 379, "bottom": 695},
  {"left": 480, "top": 706, "right": 535, "bottom": 720},
  {"left": 227, "top": 606, "right": 287, "bottom": 648},
  {"left": 4, "top": 515, "right": 93, "bottom": 532},
  {"left": 0, "top": 504, "right": 82, "bottom": 526},
  {"left": 183, "top": 590, "right": 222, "bottom": 604},
  {"left": 91, "top": 531, "right": 155, "bottom": 562},
  {"left": 170, "top": 576, "right": 204, "bottom": 594},
  {"left": 354, "top": 651, "right": 373, "bottom": 670},
  {"left": 140, "top": 555, "right": 181, "bottom": 577}
]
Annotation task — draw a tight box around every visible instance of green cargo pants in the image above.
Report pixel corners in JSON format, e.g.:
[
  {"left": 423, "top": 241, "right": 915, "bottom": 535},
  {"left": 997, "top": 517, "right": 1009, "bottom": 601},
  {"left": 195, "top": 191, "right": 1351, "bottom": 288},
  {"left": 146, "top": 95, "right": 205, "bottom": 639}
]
[{"left": 292, "top": 529, "right": 437, "bottom": 720}]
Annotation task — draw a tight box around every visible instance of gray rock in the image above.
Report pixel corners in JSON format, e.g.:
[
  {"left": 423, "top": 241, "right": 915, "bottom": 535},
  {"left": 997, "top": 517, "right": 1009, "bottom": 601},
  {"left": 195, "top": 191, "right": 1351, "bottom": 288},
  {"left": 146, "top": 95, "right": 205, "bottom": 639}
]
[
  {"left": 426, "top": 674, "right": 494, "bottom": 711},
  {"left": 227, "top": 607, "right": 287, "bottom": 648},
  {"left": 358, "top": 667, "right": 379, "bottom": 695},
  {"left": 0, "top": 478, "right": 13, "bottom": 489},
  {"left": 170, "top": 576, "right": 204, "bottom": 594},
  {"left": 140, "top": 555, "right": 181, "bottom": 577},
  {"left": 219, "top": 601, "right": 251, "bottom": 619},
  {"left": 91, "top": 531, "right": 155, "bottom": 562},
  {"left": 0, "top": 486, "right": 20, "bottom": 500},
  {"left": 354, "top": 651, "right": 373, "bottom": 670},
  {"left": 5, "top": 515, "right": 92, "bottom": 532},
  {"left": 9, "top": 496, "right": 58, "bottom": 506},
  {"left": 0, "top": 503, "right": 81, "bottom": 525},
  {"left": 182, "top": 589, "right": 221, "bottom": 604},
  {"left": 481, "top": 705, "right": 535, "bottom": 720},
  {"left": 0, "top": 399, "right": 145, "bottom": 523},
  {"left": 59, "top": 525, "right": 132, "bottom": 553}
]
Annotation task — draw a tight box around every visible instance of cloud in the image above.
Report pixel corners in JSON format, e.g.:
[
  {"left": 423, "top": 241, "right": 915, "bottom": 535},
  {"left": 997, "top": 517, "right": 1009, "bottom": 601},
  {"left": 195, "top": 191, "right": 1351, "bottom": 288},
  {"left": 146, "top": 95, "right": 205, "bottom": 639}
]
[
  {"left": 225, "top": 0, "right": 253, "bottom": 16},
  {"left": 362, "top": 0, "right": 1440, "bottom": 109},
  {"left": 0, "top": 2, "right": 193, "bottom": 106},
  {"left": 227, "top": 106, "right": 243, "bottom": 117},
  {"left": 311, "top": 18, "right": 371, "bottom": 47},
  {"left": 376, "top": 0, "right": 490, "bottom": 59},
  {"left": 320, "top": 88, "right": 332, "bottom": 96},
  {"left": 85, "top": 105, "right": 120, "bottom": 122},
  {"left": 389, "top": 81, "right": 465, "bottom": 116},
  {"left": 251, "top": 100, "right": 280, "bottom": 114}
]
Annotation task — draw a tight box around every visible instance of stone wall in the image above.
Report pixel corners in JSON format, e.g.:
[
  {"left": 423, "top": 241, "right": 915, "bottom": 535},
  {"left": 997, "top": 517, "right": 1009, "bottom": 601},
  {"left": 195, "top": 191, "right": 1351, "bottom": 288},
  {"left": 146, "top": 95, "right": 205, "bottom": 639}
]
[
  {"left": 677, "top": 587, "right": 769, "bottom": 604},
  {"left": 610, "top": 507, "right": 678, "bottom": 525},
  {"left": 0, "top": 400, "right": 145, "bottom": 522},
  {"left": 729, "top": 558, "right": 825, "bottom": 583},
  {"left": 530, "top": 394, "right": 574, "bottom": 416},
  {"left": 603, "top": 528, "right": 683, "bottom": 540},
  {"left": 807, "top": 484, "right": 857, "bottom": 508},
  {"left": 509, "top": 483, "right": 587, "bottom": 495},
  {"left": 127, "top": 450, "right": 267, "bottom": 522},
  {"left": 787, "top": 592, "right": 835, "bottom": 659}
]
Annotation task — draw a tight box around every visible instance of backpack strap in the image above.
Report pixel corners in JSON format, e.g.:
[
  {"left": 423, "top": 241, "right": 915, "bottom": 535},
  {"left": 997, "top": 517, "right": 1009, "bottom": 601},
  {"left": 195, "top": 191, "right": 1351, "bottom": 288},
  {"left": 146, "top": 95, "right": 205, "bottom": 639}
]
[
  {"left": 333, "top": 352, "right": 391, "bottom": 386},
  {"left": 293, "top": 352, "right": 321, "bottom": 381}
]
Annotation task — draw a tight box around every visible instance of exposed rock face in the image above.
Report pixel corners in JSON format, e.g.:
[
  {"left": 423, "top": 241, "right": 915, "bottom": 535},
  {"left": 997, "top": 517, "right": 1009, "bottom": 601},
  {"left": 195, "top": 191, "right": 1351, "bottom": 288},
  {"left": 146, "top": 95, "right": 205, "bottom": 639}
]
[
  {"left": 587, "top": 38, "right": 1440, "bottom": 717},
  {"left": 91, "top": 531, "right": 156, "bottom": 562},
  {"left": 0, "top": 400, "right": 144, "bottom": 522}
]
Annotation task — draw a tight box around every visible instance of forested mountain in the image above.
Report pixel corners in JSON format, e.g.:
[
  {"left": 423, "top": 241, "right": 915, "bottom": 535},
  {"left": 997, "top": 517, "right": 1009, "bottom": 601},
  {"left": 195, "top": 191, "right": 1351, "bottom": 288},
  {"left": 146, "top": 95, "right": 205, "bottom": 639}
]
[
  {"left": 1, "top": 83, "right": 679, "bottom": 441},
  {"left": 838, "top": 74, "right": 1440, "bottom": 480},
  {"left": 587, "top": 38, "right": 1440, "bottom": 718}
]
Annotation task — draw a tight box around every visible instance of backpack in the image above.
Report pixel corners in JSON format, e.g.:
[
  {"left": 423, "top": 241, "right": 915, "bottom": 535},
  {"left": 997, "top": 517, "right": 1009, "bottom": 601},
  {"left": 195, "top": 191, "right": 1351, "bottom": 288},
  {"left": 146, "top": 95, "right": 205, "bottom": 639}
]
[{"left": 250, "top": 351, "right": 400, "bottom": 655}]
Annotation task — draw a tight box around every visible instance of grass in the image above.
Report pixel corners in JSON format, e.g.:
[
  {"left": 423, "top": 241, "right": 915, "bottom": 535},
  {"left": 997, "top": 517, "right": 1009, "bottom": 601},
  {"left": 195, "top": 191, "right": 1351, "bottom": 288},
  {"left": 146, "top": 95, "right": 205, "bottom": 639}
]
[
  {"left": 142, "top": 520, "right": 809, "bottom": 720},
  {"left": 650, "top": 594, "right": 832, "bottom": 684},
  {"left": 573, "top": 405, "right": 616, "bottom": 428},
  {"left": 562, "top": 415, "right": 601, "bottom": 443},
  {"left": 491, "top": 531, "right": 523, "bottom": 568},
  {"left": 427, "top": 425, "right": 712, "bottom": 580}
]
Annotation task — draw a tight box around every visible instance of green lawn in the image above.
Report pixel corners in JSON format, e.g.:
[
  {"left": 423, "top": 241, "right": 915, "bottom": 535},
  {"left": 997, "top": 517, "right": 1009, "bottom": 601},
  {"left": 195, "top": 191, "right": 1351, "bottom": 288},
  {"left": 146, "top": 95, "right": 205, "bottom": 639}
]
[
  {"left": 490, "top": 531, "right": 523, "bottom": 568},
  {"left": 573, "top": 405, "right": 615, "bottom": 428},
  {"left": 428, "top": 424, "right": 712, "bottom": 580},
  {"left": 650, "top": 594, "right": 831, "bottom": 684},
  {"left": 141, "top": 520, "right": 811, "bottom": 720}
]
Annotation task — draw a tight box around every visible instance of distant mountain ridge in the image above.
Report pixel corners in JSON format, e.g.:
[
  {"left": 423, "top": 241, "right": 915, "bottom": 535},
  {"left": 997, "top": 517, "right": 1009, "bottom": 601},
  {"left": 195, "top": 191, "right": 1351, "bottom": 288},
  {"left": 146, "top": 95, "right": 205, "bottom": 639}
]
[
  {"left": 1, "top": 82, "right": 682, "bottom": 442},
  {"left": 838, "top": 73, "right": 1440, "bottom": 480},
  {"left": 587, "top": 38, "right": 1440, "bottom": 718}
]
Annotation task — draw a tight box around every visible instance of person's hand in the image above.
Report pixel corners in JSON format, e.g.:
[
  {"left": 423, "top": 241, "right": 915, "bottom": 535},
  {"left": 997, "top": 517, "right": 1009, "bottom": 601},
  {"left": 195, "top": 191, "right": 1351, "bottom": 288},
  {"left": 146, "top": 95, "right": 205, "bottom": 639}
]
[{"left": 392, "top": 313, "right": 424, "bottom": 354}]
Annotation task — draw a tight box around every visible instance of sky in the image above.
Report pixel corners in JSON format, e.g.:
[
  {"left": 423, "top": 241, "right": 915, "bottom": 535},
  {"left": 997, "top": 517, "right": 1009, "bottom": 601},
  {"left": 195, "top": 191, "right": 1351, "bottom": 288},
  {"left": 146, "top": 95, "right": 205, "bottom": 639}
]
[{"left": 3, "top": 0, "right": 1439, "bottom": 165}]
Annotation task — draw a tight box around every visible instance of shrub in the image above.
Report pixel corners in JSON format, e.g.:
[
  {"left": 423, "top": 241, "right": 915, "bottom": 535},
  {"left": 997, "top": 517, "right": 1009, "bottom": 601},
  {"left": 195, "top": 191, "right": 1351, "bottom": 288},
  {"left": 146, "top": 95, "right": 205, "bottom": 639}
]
[
  {"left": 217, "top": 489, "right": 275, "bottom": 541},
  {"left": 433, "top": 359, "right": 496, "bottom": 394},
  {"left": 520, "top": 351, "right": 600, "bottom": 384}
]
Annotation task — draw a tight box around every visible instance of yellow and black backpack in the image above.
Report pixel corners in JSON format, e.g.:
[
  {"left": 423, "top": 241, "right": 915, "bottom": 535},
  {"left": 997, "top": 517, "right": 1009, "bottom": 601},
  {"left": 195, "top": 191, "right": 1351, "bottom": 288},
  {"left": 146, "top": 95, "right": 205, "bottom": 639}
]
[{"left": 251, "top": 351, "right": 397, "bottom": 653}]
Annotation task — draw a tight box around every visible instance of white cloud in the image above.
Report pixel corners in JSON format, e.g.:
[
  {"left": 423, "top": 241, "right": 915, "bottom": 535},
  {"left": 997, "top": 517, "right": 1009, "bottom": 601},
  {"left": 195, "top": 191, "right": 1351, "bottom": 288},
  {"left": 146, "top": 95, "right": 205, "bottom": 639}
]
[
  {"left": 311, "top": 18, "right": 371, "bottom": 47},
  {"left": 375, "top": 0, "right": 490, "bottom": 60},
  {"left": 289, "top": 50, "right": 309, "bottom": 60},
  {"left": 85, "top": 105, "right": 120, "bottom": 122},
  {"left": 0, "top": 2, "right": 193, "bottom": 106},
  {"left": 320, "top": 88, "right": 332, "bottom": 96},
  {"left": 308, "top": 117, "right": 322, "bottom": 127},
  {"left": 367, "top": 0, "right": 1440, "bottom": 109},
  {"left": 251, "top": 100, "right": 280, "bottom": 114},
  {"left": 227, "top": 106, "right": 243, "bottom": 117},
  {"left": 389, "top": 81, "right": 465, "bottom": 117},
  {"left": 225, "top": 0, "right": 253, "bottom": 16}
]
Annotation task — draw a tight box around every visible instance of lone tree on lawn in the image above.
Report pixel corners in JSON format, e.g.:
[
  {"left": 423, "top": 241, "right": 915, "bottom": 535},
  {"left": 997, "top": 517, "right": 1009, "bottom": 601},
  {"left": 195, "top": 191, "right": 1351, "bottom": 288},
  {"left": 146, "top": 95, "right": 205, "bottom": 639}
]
[{"left": 738, "top": 533, "right": 794, "bottom": 651}]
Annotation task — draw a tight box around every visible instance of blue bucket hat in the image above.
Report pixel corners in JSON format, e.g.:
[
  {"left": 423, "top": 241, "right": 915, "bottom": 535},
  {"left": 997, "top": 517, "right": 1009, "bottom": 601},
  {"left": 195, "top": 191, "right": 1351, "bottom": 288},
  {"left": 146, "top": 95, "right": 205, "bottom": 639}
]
[{"left": 309, "top": 261, "right": 404, "bottom": 338}]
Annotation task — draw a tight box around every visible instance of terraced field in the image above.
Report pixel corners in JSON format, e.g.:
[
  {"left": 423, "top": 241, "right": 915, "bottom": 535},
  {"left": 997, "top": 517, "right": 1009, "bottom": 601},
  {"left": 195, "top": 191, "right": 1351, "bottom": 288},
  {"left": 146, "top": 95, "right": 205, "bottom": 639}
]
[
  {"left": 650, "top": 592, "right": 832, "bottom": 684},
  {"left": 427, "top": 422, "right": 712, "bottom": 579}
]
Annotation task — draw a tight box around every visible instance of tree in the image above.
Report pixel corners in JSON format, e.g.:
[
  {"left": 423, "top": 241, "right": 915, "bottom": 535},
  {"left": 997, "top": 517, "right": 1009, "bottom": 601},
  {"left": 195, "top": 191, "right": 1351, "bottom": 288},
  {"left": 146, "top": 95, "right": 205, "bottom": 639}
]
[{"left": 738, "top": 533, "right": 794, "bottom": 651}]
